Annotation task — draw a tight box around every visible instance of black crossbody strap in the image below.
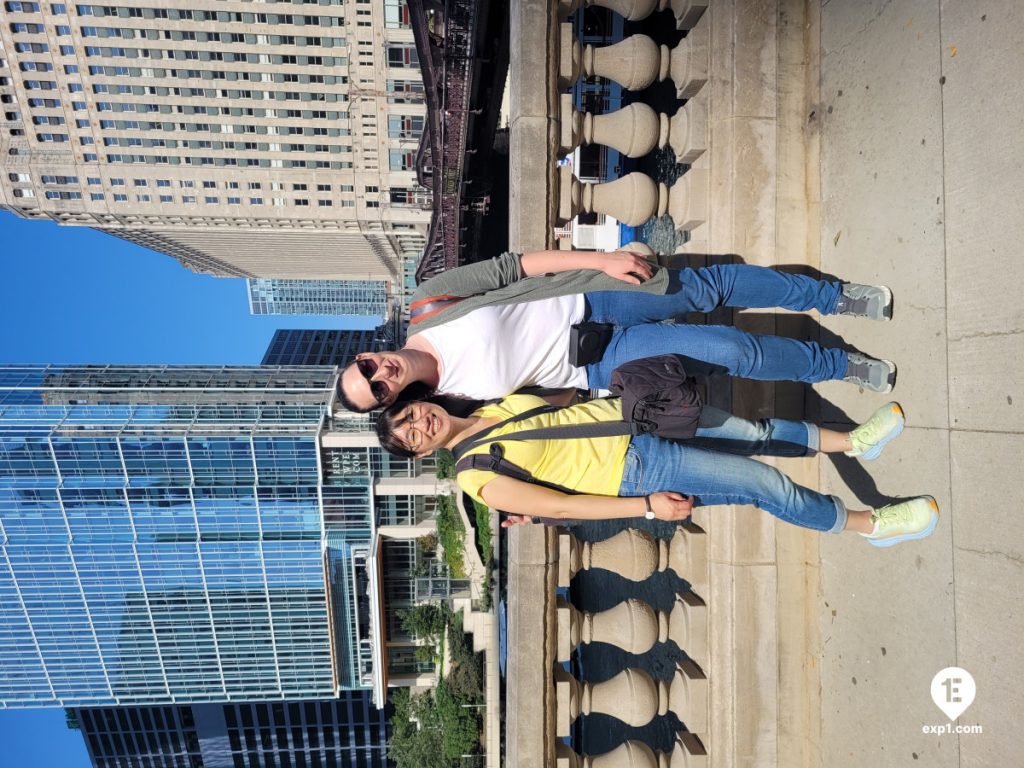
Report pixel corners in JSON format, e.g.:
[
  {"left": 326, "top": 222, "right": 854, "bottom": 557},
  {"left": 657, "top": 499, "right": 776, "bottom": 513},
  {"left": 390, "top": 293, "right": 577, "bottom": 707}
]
[
  {"left": 459, "top": 421, "right": 634, "bottom": 453},
  {"left": 450, "top": 404, "right": 560, "bottom": 460}
]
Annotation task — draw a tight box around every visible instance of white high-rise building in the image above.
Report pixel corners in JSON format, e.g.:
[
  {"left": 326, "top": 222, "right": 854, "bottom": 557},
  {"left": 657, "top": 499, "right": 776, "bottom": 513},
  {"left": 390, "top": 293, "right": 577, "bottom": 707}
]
[{"left": 0, "top": 0, "right": 430, "bottom": 279}]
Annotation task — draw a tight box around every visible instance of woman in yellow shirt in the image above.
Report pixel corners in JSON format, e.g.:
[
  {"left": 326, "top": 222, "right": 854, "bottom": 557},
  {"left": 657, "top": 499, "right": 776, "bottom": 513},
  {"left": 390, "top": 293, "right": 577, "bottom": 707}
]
[{"left": 376, "top": 394, "right": 938, "bottom": 548}]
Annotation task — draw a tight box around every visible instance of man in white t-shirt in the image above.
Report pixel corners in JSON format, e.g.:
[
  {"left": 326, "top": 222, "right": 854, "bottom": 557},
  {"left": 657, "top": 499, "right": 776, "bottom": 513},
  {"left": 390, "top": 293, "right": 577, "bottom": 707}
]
[{"left": 338, "top": 249, "right": 896, "bottom": 412}]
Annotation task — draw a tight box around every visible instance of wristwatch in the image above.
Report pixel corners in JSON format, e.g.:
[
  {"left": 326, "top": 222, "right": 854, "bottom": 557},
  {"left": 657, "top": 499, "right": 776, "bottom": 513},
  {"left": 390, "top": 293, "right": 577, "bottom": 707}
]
[{"left": 644, "top": 495, "right": 656, "bottom": 520}]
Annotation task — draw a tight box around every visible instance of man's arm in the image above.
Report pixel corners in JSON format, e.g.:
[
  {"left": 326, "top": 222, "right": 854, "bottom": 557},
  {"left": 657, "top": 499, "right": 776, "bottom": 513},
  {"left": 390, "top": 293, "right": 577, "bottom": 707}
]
[
  {"left": 520, "top": 250, "right": 653, "bottom": 285},
  {"left": 411, "top": 249, "right": 655, "bottom": 303}
]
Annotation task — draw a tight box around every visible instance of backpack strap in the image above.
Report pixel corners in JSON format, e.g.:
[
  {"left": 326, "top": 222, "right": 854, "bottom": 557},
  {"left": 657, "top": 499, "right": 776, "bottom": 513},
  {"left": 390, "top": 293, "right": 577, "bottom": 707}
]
[{"left": 408, "top": 294, "right": 466, "bottom": 325}]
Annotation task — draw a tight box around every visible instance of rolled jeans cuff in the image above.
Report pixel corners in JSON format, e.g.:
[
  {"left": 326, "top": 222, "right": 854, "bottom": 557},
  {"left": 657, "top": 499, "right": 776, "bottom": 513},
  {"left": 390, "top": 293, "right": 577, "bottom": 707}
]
[
  {"left": 826, "top": 495, "right": 847, "bottom": 534},
  {"left": 805, "top": 423, "right": 820, "bottom": 454}
]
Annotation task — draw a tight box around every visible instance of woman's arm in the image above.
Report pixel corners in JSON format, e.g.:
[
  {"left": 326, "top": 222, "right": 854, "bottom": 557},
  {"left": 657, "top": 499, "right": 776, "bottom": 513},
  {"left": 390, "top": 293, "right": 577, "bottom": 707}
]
[
  {"left": 521, "top": 249, "right": 654, "bottom": 285},
  {"left": 479, "top": 476, "right": 693, "bottom": 522}
]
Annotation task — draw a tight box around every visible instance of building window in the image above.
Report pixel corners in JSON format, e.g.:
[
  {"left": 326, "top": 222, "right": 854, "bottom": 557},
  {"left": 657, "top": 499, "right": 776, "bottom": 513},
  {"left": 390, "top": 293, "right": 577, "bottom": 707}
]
[
  {"left": 386, "top": 44, "right": 419, "bottom": 68},
  {"left": 388, "top": 149, "right": 415, "bottom": 171}
]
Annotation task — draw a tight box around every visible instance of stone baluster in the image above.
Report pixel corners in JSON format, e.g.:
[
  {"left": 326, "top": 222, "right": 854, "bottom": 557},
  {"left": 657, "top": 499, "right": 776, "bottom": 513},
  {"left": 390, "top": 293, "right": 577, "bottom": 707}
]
[
  {"left": 558, "top": 16, "right": 709, "bottom": 99},
  {"left": 663, "top": 659, "right": 709, "bottom": 732},
  {"left": 557, "top": 596, "right": 665, "bottom": 659},
  {"left": 622, "top": 241, "right": 655, "bottom": 256},
  {"left": 556, "top": 737, "right": 709, "bottom": 767},
  {"left": 557, "top": 167, "right": 667, "bottom": 227},
  {"left": 557, "top": 527, "right": 708, "bottom": 596},
  {"left": 666, "top": 526, "right": 709, "bottom": 597},
  {"left": 555, "top": 666, "right": 663, "bottom": 729},
  {"left": 559, "top": 92, "right": 708, "bottom": 165},
  {"left": 670, "top": 592, "right": 709, "bottom": 671},
  {"left": 658, "top": 0, "right": 708, "bottom": 30},
  {"left": 668, "top": 168, "right": 709, "bottom": 233},
  {"left": 556, "top": 593, "right": 708, "bottom": 669},
  {"left": 558, "top": 0, "right": 660, "bottom": 22},
  {"left": 558, "top": 528, "right": 661, "bottom": 586}
]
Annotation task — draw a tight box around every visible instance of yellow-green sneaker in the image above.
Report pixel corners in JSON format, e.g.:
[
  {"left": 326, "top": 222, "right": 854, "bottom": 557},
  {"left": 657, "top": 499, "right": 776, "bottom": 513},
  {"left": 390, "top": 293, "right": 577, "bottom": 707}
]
[
  {"left": 846, "top": 402, "right": 905, "bottom": 460},
  {"left": 863, "top": 496, "right": 939, "bottom": 548}
]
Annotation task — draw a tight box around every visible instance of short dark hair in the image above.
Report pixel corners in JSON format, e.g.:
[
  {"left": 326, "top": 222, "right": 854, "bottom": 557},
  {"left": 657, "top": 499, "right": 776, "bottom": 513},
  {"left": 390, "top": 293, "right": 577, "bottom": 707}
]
[{"left": 335, "top": 365, "right": 370, "bottom": 413}]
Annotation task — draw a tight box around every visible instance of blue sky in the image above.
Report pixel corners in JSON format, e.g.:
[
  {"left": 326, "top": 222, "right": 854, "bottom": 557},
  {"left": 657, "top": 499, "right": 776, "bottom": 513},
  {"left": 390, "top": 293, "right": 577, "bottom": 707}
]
[{"left": 0, "top": 211, "right": 380, "bottom": 766}]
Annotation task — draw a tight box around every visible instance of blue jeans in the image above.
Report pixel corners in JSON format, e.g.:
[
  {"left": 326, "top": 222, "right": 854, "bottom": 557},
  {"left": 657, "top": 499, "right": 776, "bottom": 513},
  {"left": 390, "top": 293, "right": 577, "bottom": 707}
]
[
  {"left": 583, "top": 265, "right": 848, "bottom": 386},
  {"left": 618, "top": 413, "right": 847, "bottom": 533}
]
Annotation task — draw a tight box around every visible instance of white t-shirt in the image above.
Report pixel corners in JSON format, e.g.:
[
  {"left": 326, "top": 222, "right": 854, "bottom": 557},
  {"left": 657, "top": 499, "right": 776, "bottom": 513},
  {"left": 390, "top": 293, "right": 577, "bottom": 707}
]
[{"left": 416, "top": 295, "right": 589, "bottom": 399}]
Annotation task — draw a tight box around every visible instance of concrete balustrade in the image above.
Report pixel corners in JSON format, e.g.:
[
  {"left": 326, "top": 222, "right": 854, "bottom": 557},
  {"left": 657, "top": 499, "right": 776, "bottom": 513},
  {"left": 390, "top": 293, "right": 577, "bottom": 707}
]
[
  {"left": 557, "top": 595, "right": 665, "bottom": 659},
  {"left": 658, "top": 0, "right": 708, "bottom": 30},
  {"left": 556, "top": 666, "right": 663, "bottom": 729},
  {"left": 556, "top": 593, "right": 708, "bottom": 670},
  {"left": 558, "top": 93, "right": 708, "bottom": 165},
  {"left": 558, "top": 0, "right": 660, "bottom": 22},
  {"left": 669, "top": 592, "right": 709, "bottom": 671},
  {"left": 554, "top": 662, "right": 708, "bottom": 733},
  {"left": 663, "top": 659, "right": 709, "bottom": 732},
  {"left": 557, "top": 528, "right": 709, "bottom": 597},
  {"left": 556, "top": 737, "right": 709, "bottom": 767},
  {"left": 557, "top": 167, "right": 667, "bottom": 228},
  {"left": 558, "top": 16, "right": 709, "bottom": 99}
]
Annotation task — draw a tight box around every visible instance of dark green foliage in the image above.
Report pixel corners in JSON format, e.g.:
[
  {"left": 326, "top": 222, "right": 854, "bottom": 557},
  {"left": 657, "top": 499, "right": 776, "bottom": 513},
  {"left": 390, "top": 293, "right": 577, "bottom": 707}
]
[
  {"left": 435, "top": 495, "right": 466, "bottom": 578},
  {"left": 435, "top": 680, "right": 480, "bottom": 759},
  {"left": 435, "top": 449, "right": 455, "bottom": 479},
  {"left": 471, "top": 498, "right": 493, "bottom": 567}
]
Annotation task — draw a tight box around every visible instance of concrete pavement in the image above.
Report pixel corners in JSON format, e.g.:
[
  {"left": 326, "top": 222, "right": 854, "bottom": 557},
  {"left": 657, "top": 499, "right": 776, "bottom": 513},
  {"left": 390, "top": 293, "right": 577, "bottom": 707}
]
[{"left": 816, "top": 1, "right": 1024, "bottom": 765}]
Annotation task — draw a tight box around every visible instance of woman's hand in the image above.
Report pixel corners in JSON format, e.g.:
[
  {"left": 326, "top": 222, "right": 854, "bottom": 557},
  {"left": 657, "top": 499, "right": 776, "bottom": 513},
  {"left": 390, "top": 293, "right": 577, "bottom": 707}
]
[
  {"left": 650, "top": 492, "right": 693, "bottom": 521},
  {"left": 596, "top": 250, "right": 655, "bottom": 285},
  {"left": 500, "top": 514, "right": 534, "bottom": 528}
]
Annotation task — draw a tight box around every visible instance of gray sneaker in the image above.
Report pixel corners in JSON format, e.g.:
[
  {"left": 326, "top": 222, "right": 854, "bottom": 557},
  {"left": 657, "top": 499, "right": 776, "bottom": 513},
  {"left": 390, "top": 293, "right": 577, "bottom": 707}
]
[
  {"left": 844, "top": 353, "right": 897, "bottom": 393},
  {"left": 837, "top": 283, "right": 893, "bottom": 321}
]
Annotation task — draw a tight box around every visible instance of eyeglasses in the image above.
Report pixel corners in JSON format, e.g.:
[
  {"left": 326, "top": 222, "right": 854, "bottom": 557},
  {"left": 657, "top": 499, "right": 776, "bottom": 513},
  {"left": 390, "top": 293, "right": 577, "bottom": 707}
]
[{"left": 356, "top": 358, "right": 389, "bottom": 404}]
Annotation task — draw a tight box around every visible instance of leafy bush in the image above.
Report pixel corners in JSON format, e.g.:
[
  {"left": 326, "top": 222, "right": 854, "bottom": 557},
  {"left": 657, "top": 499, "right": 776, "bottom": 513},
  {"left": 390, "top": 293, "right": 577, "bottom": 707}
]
[
  {"left": 435, "top": 449, "right": 455, "bottom": 479},
  {"left": 435, "top": 495, "right": 466, "bottom": 579},
  {"left": 435, "top": 680, "right": 480, "bottom": 758},
  {"left": 417, "top": 532, "right": 439, "bottom": 555},
  {"left": 471, "top": 498, "right": 492, "bottom": 567}
]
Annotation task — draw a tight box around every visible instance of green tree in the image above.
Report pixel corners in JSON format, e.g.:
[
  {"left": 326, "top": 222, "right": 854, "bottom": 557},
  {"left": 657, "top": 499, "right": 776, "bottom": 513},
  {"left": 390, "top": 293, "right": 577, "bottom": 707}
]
[
  {"left": 388, "top": 689, "right": 449, "bottom": 768},
  {"left": 435, "top": 680, "right": 480, "bottom": 759},
  {"left": 399, "top": 602, "right": 450, "bottom": 646}
]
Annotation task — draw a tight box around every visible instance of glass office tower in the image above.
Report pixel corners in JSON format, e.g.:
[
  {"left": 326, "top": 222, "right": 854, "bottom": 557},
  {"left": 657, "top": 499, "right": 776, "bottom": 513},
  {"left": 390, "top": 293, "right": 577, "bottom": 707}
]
[
  {"left": 0, "top": 365, "right": 339, "bottom": 708},
  {"left": 247, "top": 280, "right": 389, "bottom": 318},
  {"left": 75, "top": 693, "right": 391, "bottom": 768}
]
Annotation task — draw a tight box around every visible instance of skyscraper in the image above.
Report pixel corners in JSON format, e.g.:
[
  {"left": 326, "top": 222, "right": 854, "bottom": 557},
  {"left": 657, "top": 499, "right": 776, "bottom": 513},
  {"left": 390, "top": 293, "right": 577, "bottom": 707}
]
[
  {"left": 0, "top": 1, "right": 430, "bottom": 279},
  {"left": 260, "top": 328, "right": 381, "bottom": 368},
  {"left": 247, "top": 278, "right": 389, "bottom": 318},
  {"left": 0, "top": 364, "right": 452, "bottom": 709},
  {"left": 75, "top": 693, "right": 392, "bottom": 768},
  {"left": 0, "top": 365, "right": 338, "bottom": 708}
]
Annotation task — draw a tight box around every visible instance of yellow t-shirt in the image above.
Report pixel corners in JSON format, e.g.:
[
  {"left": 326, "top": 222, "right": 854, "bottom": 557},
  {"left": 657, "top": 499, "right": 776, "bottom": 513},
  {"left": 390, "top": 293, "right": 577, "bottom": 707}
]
[{"left": 456, "top": 394, "right": 630, "bottom": 506}]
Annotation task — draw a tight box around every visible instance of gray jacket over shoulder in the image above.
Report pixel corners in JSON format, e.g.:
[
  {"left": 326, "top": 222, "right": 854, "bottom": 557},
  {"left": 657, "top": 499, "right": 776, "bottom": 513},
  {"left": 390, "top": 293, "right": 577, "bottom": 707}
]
[{"left": 408, "top": 251, "right": 671, "bottom": 334}]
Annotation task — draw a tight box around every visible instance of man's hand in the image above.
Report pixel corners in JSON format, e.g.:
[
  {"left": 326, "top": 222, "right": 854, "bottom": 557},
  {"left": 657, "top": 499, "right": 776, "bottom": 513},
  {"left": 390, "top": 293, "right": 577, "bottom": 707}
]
[
  {"left": 650, "top": 492, "right": 693, "bottom": 521},
  {"left": 500, "top": 514, "right": 534, "bottom": 528},
  {"left": 596, "top": 250, "right": 655, "bottom": 285}
]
